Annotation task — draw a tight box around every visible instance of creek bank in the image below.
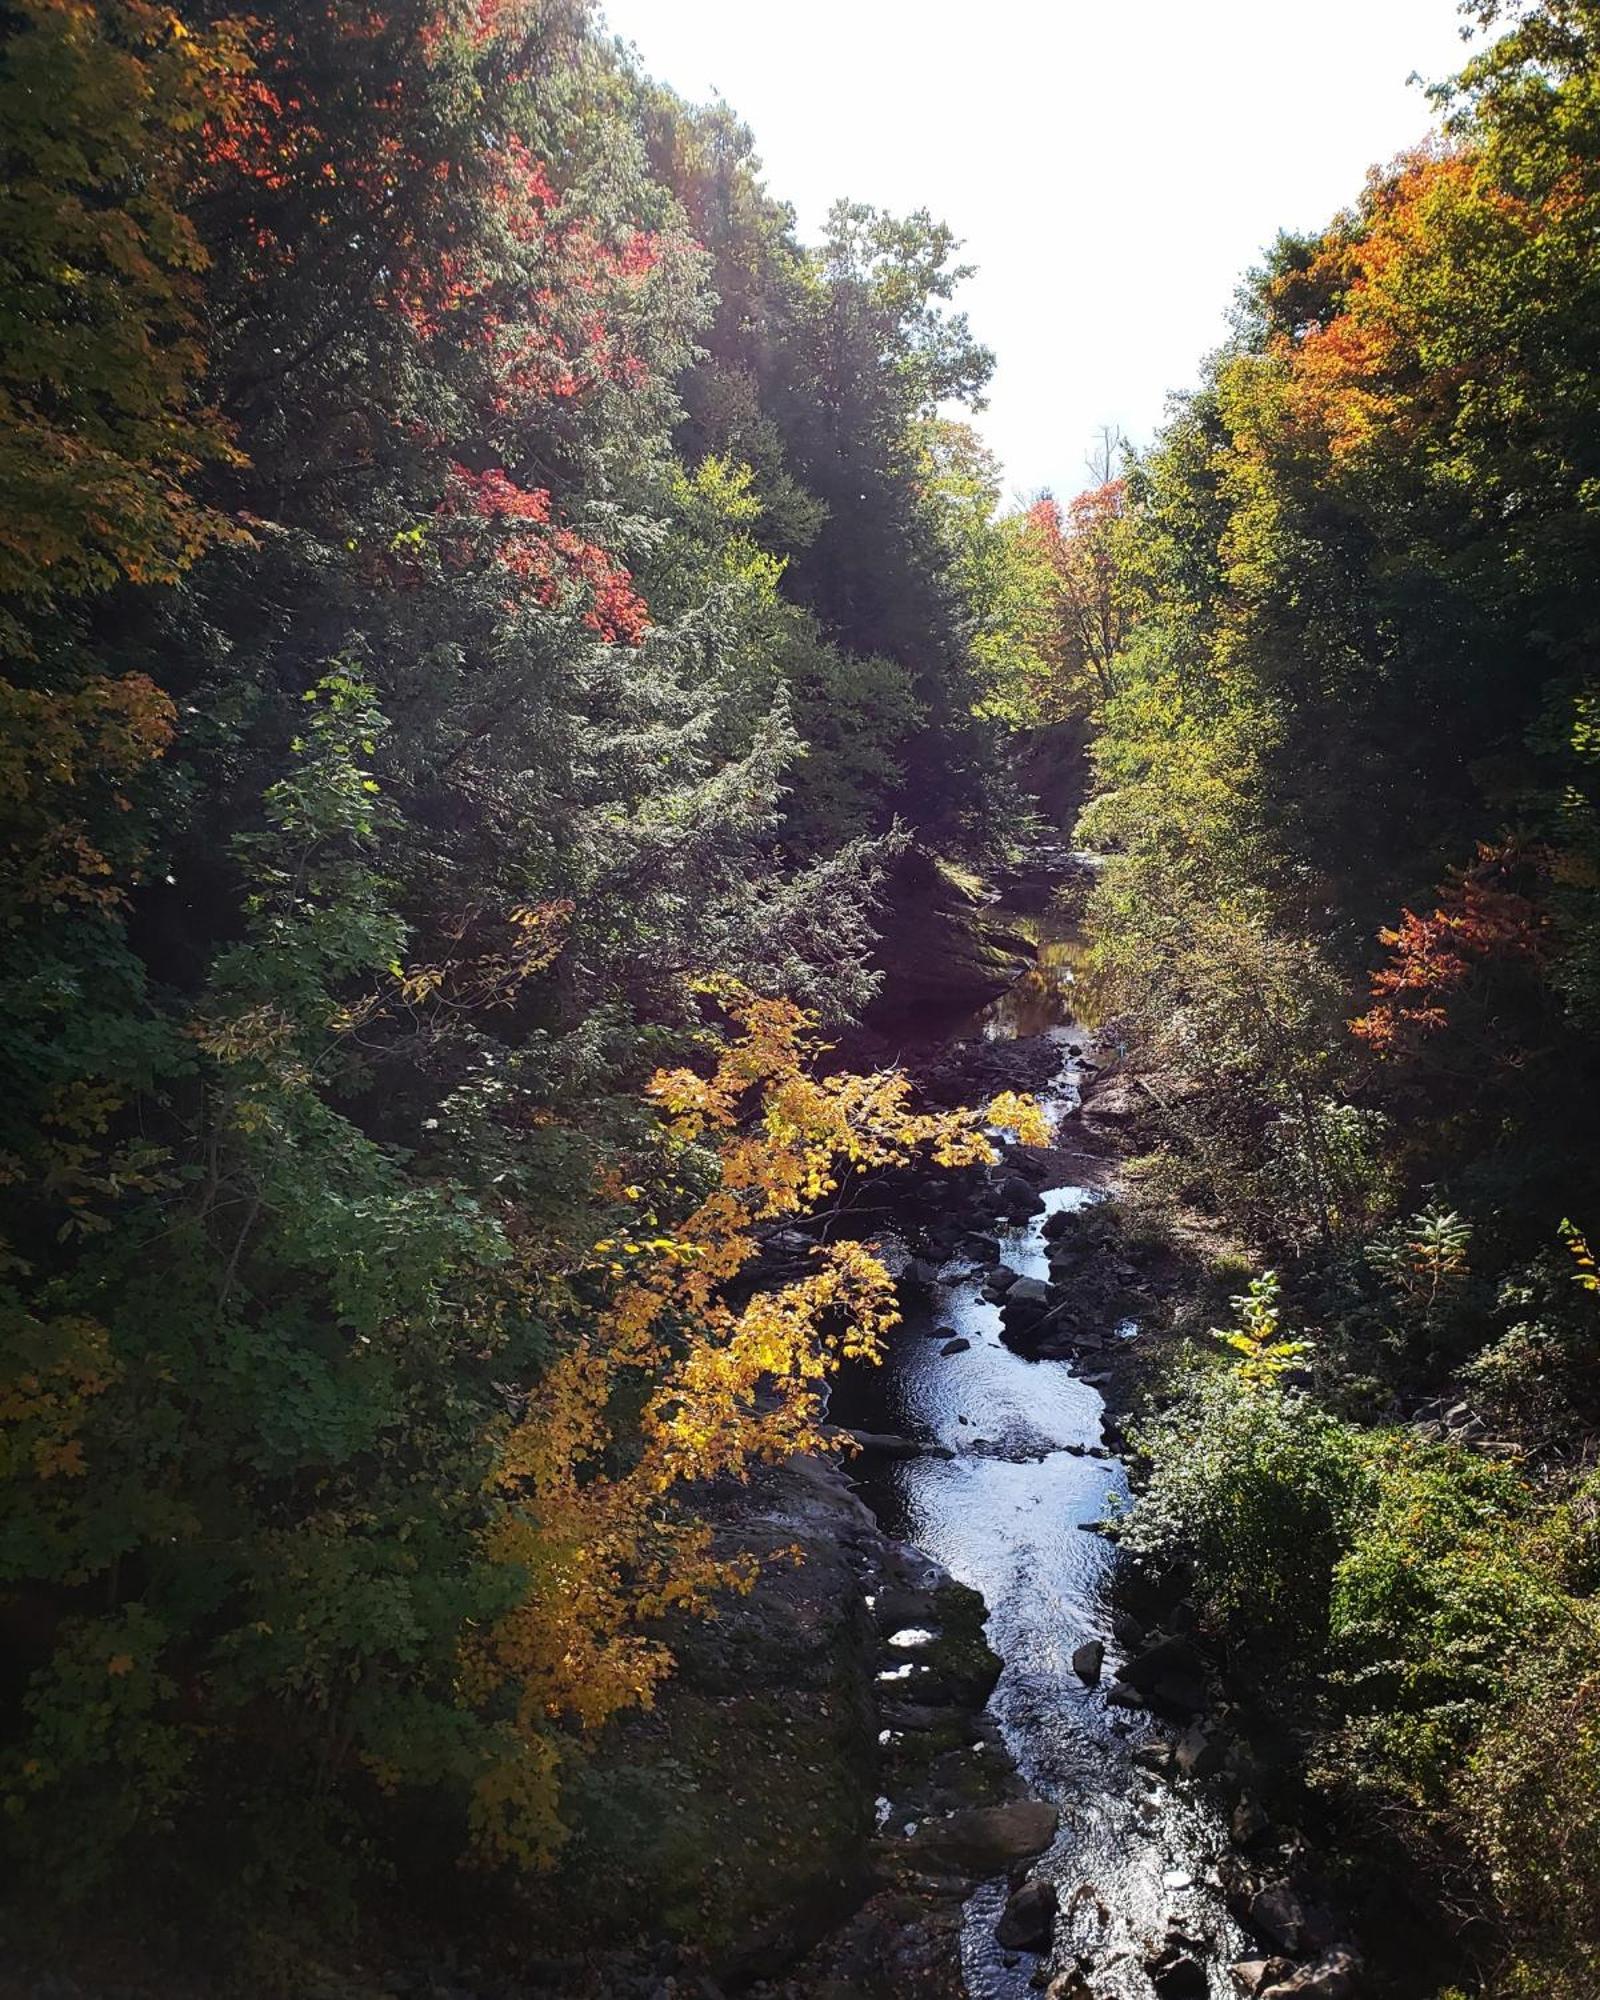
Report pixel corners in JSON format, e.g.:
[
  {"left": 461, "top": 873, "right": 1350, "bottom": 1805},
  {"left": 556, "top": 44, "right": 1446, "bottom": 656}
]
[
  {"left": 315, "top": 1442, "right": 1045, "bottom": 2000},
  {"left": 1011, "top": 1089, "right": 1388, "bottom": 2000},
  {"left": 1027, "top": 1139, "right": 1373, "bottom": 1998}
]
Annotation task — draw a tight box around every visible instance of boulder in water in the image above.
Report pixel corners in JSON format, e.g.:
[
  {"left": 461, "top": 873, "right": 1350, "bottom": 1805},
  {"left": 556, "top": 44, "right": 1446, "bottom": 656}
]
[
  {"left": 995, "top": 1876, "right": 1058, "bottom": 1951},
  {"left": 910, "top": 1798, "right": 1058, "bottom": 1873},
  {"left": 1145, "top": 1946, "right": 1208, "bottom": 1998},
  {"left": 982, "top": 1263, "right": 1021, "bottom": 1300},
  {"left": 900, "top": 1256, "right": 944, "bottom": 1294},
  {"left": 994, "top": 1171, "right": 1046, "bottom": 1221}
]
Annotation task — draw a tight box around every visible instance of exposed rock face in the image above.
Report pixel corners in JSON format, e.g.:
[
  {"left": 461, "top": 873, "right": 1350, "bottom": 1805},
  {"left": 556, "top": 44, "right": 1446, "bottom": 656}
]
[
  {"left": 866, "top": 845, "right": 1035, "bottom": 1026},
  {"left": 745, "top": 1470, "right": 1056, "bottom": 2000}
]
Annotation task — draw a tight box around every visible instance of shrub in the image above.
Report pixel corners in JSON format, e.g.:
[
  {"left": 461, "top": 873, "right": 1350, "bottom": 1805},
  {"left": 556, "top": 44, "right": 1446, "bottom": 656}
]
[
  {"left": 1327, "top": 1439, "right": 1575, "bottom": 1798},
  {"left": 1124, "top": 1375, "right": 1369, "bottom": 1658},
  {"left": 1465, "top": 1660, "right": 1600, "bottom": 1999}
]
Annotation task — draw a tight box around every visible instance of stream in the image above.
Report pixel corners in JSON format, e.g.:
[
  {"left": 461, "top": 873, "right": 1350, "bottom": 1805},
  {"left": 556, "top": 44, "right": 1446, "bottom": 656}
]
[{"left": 837, "top": 926, "right": 1247, "bottom": 1999}]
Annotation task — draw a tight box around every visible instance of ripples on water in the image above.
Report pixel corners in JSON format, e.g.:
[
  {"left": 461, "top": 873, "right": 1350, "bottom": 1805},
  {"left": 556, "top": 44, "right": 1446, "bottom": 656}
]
[{"left": 842, "top": 945, "right": 1245, "bottom": 1996}]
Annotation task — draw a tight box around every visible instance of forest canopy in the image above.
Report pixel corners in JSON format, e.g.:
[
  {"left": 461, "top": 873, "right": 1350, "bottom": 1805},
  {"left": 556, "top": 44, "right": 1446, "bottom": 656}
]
[{"left": 6, "top": 1, "right": 1600, "bottom": 1996}]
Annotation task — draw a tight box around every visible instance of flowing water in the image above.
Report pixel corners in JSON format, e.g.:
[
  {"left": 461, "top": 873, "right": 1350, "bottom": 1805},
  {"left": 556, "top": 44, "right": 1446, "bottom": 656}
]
[{"left": 840, "top": 944, "right": 1245, "bottom": 1999}]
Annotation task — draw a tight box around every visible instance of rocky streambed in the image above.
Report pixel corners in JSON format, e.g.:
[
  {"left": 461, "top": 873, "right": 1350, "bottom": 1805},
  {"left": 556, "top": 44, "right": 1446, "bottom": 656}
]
[{"left": 803, "top": 912, "right": 1361, "bottom": 2000}]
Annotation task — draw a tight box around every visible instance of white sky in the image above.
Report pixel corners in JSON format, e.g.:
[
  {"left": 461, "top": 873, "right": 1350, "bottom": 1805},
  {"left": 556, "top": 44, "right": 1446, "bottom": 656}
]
[{"left": 600, "top": 0, "right": 1485, "bottom": 503}]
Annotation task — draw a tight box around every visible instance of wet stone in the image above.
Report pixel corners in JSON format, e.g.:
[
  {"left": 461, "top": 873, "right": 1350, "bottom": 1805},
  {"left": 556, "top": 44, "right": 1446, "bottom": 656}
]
[
  {"left": 1146, "top": 1945, "right": 1208, "bottom": 1998},
  {"left": 995, "top": 1877, "right": 1058, "bottom": 1952},
  {"left": 1230, "top": 1963, "right": 1294, "bottom": 1998}
]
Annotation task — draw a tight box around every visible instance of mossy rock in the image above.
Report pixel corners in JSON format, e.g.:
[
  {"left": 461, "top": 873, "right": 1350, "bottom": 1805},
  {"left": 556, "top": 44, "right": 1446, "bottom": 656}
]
[{"left": 918, "top": 1579, "right": 1002, "bottom": 1707}]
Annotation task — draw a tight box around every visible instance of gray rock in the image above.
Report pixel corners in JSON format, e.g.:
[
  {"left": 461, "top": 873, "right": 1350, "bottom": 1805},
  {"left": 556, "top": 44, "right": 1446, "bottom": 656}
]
[
  {"left": 940, "top": 1336, "right": 972, "bottom": 1356},
  {"left": 1248, "top": 1882, "right": 1309, "bottom": 1956},
  {"left": 1230, "top": 1963, "right": 1293, "bottom": 1998},
  {"left": 1145, "top": 1946, "right": 1208, "bottom": 1998},
  {"left": 872, "top": 1586, "right": 941, "bottom": 1630},
  {"left": 1116, "top": 1635, "right": 1203, "bottom": 1691},
  {"left": 1260, "top": 1951, "right": 1360, "bottom": 2000},
  {"left": 995, "top": 1172, "right": 1046, "bottom": 1220},
  {"left": 1003, "top": 1276, "right": 1054, "bottom": 1315},
  {"left": 1231, "top": 1796, "right": 1270, "bottom": 1846},
  {"left": 1154, "top": 1671, "right": 1208, "bottom": 1716},
  {"left": 911, "top": 1798, "right": 1059, "bottom": 1874},
  {"left": 995, "top": 1877, "right": 1058, "bottom": 1951},
  {"left": 1174, "top": 1725, "right": 1222, "bottom": 1778},
  {"left": 1071, "top": 1638, "right": 1105, "bottom": 1683},
  {"left": 1081, "top": 1075, "right": 1139, "bottom": 1122}
]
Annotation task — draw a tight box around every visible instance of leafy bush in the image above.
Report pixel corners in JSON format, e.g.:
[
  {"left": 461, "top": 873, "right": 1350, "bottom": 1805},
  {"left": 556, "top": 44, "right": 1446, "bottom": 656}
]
[
  {"left": 1125, "top": 1373, "right": 1369, "bottom": 1656},
  {"left": 1465, "top": 1654, "right": 1600, "bottom": 1998},
  {"left": 1462, "top": 1249, "right": 1600, "bottom": 1443},
  {"left": 1327, "top": 1439, "right": 1576, "bottom": 1798}
]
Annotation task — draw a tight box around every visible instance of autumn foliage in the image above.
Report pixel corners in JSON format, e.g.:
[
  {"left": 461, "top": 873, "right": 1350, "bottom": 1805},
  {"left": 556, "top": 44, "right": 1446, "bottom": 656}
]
[
  {"left": 0, "top": 0, "right": 1028, "bottom": 1947},
  {"left": 1352, "top": 843, "right": 1551, "bottom": 1056},
  {"left": 468, "top": 983, "right": 1043, "bottom": 1861}
]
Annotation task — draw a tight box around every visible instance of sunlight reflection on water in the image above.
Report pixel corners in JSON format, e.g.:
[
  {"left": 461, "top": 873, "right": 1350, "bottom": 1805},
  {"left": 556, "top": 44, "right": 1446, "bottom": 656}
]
[{"left": 838, "top": 950, "right": 1245, "bottom": 1997}]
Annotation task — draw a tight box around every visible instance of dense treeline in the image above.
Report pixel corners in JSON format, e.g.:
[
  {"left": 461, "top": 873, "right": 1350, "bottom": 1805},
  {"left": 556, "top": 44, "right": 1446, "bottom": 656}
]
[
  {"left": 12, "top": 0, "right": 1600, "bottom": 1991},
  {"left": 1079, "top": 4, "right": 1600, "bottom": 1993},
  {"left": 0, "top": 0, "right": 1069, "bottom": 1966}
]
